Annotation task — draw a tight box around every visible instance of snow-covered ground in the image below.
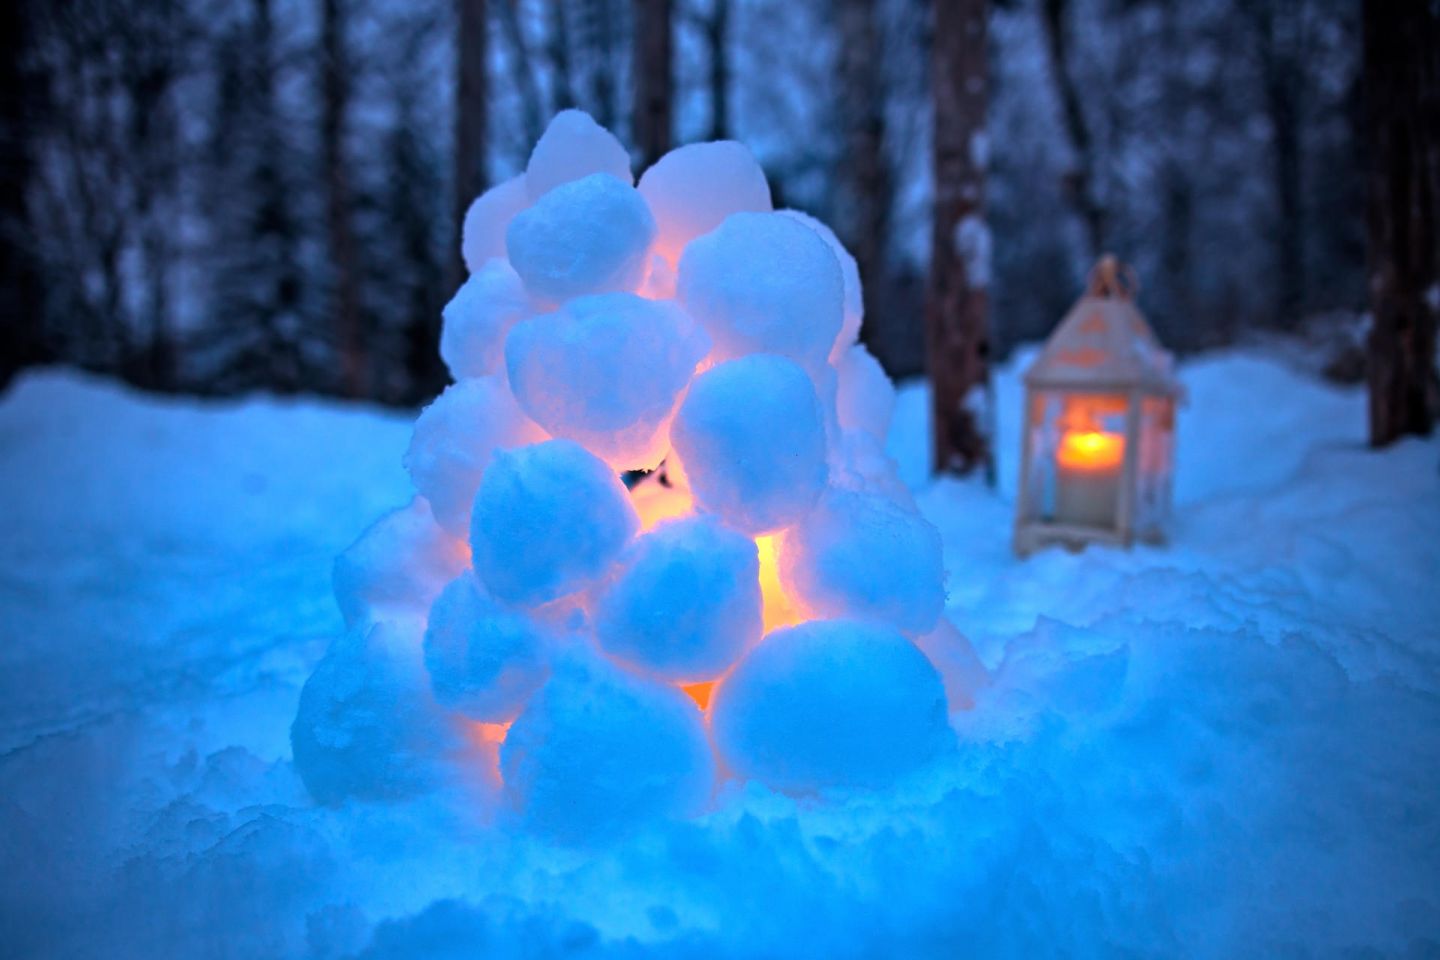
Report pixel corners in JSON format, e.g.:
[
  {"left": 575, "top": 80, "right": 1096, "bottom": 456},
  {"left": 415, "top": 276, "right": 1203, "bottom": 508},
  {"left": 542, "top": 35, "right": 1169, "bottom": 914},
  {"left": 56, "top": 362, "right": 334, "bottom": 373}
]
[{"left": 1, "top": 351, "right": 1437, "bottom": 958}]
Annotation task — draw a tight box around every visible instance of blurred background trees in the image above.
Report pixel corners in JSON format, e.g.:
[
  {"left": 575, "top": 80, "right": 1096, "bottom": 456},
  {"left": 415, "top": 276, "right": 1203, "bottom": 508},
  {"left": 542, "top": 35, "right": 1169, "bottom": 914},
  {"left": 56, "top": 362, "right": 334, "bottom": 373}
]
[{"left": 0, "top": 0, "right": 1382, "bottom": 406}]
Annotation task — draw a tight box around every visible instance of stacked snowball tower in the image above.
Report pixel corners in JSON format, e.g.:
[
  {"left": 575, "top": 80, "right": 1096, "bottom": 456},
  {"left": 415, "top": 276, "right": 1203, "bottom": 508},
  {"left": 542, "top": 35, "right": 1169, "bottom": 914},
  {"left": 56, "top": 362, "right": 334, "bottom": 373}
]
[{"left": 293, "top": 110, "right": 988, "bottom": 840}]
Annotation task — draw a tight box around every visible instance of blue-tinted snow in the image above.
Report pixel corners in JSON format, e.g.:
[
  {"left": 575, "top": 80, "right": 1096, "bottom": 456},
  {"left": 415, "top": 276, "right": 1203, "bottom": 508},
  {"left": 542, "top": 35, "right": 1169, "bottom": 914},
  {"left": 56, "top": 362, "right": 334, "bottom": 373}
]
[{"left": 1, "top": 351, "right": 1437, "bottom": 958}]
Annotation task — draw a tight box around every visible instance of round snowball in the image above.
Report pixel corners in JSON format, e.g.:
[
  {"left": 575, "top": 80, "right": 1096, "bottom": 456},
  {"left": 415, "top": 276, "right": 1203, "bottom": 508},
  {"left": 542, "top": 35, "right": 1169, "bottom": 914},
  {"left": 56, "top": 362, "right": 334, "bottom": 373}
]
[
  {"left": 292, "top": 621, "right": 470, "bottom": 804},
  {"left": 829, "top": 428, "right": 915, "bottom": 507},
  {"left": 639, "top": 141, "right": 772, "bottom": 263},
  {"left": 332, "top": 496, "right": 470, "bottom": 629},
  {"left": 440, "top": 258, "right": 530, "bottom": 380},
  {"left": 403, "top": 377, "right": 547, "bottom": 536},
  {"left": 777, "top": 208, "right": 862, "bottom": 352},
  {"left": 501, "top": 655, "right": 714, "bottom": 842},
  {"left": 595, "top": 516, "right": 762, "bottom": 682},
  {"left": 462, "top": 174, "right": 529, "bottom": 272},
  {"left": 780, "top": 487, "right": 945, "bottom": 635},
  {"left": 671, "top": 355, "right": 828, "bottom": 535},
  {"left": 505, "top": 293, "right": 710, "bottom": 471},
  {"left": 469, "top": 439, "right": 639, "bottom": 607},
  {"left": 710, "top": 619, "right": 951, "bottom": 793},
  {"left": 506, "top": 173, "right": 656, "bottom": 303},
  {"left": 423, "top": 575, "right": 551, "bottom": 722},
  {"left": 834, "top": 343, "right": 895, "bottom": 441},
  {"left": 677, "top": 211, "right": 844, "bottom": 369},
  {"left": 525, "top": 109, "right": 633, "bottom": 200}
]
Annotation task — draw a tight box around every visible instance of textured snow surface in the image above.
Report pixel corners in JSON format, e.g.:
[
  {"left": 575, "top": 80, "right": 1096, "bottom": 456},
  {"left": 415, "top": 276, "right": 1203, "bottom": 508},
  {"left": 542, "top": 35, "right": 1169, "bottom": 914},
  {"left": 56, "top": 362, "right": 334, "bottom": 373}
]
[{"left": 2, "top": 351, "right": 1438, "bottom": 958}]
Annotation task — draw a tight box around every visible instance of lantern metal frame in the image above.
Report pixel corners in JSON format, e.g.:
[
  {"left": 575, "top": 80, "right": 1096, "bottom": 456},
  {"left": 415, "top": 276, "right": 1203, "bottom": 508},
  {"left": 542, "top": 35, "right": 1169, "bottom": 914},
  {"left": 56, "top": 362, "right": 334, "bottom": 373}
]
[{"left": 1013, "top": 257, "right": 1182, "bottom": 557}]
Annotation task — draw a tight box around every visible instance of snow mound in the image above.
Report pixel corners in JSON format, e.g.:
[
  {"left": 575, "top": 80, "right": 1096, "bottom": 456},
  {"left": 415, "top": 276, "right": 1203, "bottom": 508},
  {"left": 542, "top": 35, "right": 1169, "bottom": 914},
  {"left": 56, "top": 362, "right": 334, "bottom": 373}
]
[
  {"left": 321, "top": 114, "right": 944, "bottom": 843},
  {"left": 0, "top": 342, "right": 1437, "bottom": 955}
]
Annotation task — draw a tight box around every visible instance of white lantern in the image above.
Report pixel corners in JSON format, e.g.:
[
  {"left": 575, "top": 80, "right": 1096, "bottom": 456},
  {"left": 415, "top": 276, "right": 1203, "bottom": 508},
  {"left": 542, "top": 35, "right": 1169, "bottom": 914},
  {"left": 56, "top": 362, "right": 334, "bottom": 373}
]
[{"left": 1013, "top": 257, "right": 1181, "bottom": 556}]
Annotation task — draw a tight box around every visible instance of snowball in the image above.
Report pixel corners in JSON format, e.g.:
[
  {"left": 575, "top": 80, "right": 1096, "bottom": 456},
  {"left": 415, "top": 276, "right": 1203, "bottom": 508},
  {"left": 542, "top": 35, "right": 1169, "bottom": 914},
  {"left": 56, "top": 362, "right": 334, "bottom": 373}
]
[
  {"left": 638, "top": 141, "right": 772, "bottom": 263},
  {"left": 829, "top": 428, "right": 915, "bottom": 507},
  {"left": 780, "top": 487, "right": 945, "bottom": 635},
  {"left": 505, "top": 293, "right": 710, "bottom": 471},
  {"left": 595, "top": 516, "right": 762, "bottom": 683},
  {"left": 469, "top": 439, "right": 638, "bottom": 607},
  {"left": 422, "top": 575, "right": 551, "bottom": 722},
  {"left": 292, "top": 620, "right": 472, "bottom": 804},
  {"left": 332, "top": 496, "right": 470, "bottom": 629},
  {"left": 913, "top": 617, "right": 988, "bottom": 712},
  {"left": 403, "top": 378, "right": 547, "bottom": 536},
  {"left": 834, "top": 343, "right": 895, "bottom": 440},
  {"left": 506, "top": 173, "right": 656, "bottom": 303},
  {"left": 500, "top": 652, "right": 714, "bottom": 841},
  {"left": 670, "top": 354, "right": 828, "bottom": 534},
  {"left": 440, "top": 259, "right": 530, "bottom": 380},
  {"left": 777, "top": 208, "right": 862, "bottom": 352},
  {"left": 710, "top": 619, "right": 950, "bottom": 793},
  {"left": 462, "top": 174, "right": 529, "bottom": 272},
  {"left": 677, "top": 212, "right": 844, "bottom": 369},
  {"left": 525, "top": 109, "right": 633, "bottom": 200}
]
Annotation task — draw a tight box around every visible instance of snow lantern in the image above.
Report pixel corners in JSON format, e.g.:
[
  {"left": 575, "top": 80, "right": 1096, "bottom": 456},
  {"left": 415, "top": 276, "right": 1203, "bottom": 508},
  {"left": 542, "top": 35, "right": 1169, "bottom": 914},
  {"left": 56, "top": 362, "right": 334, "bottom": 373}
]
[
  {"left": 292, "top": 111, "right": 989, "bottom": 834},
  {"left": 1013, "top": 256, "right": 1180, "bottom": 556}
]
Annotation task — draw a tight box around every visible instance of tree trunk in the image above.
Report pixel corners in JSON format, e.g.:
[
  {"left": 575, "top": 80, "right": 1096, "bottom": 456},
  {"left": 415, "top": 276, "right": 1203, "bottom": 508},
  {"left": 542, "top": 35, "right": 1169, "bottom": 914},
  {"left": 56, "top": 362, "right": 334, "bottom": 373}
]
[
  {"left": 550, "top": 0, "right": 575, "bottom": 112},
  {"left": 323, "top": 0, "right": 365, "bottom": 397},
  {"left": 838, "top": 0, "right": 892, "bottom": 362},
  {"left": 498, "top": 0, "right": 544, "bottom": 146},
  {"left": 1255, "top": 0, "right": 1306, "bottom": 329},
  {"left": 705, "top": 0, "right": 729, "bottom": 140},
  {"left": 1039, "top": 0, "right": 1104, "bottom": 258},
  {"left": 454, "top": 0, "right": 488, "bottom": 292},
  {"left": 632, "top": 0, "right": 672, "bottom": 171},
  {"left": 926, "top": 0, "right": 992, "bottom": 479},
  {"left": 0, "top": 0, "right": 47, "bottom": 390},
  {"left": 1364, "top": 0, "right": 1439, "bottom": 446},
  {"left": 584, "top": 0, "right": 619, "bottom": 130}
]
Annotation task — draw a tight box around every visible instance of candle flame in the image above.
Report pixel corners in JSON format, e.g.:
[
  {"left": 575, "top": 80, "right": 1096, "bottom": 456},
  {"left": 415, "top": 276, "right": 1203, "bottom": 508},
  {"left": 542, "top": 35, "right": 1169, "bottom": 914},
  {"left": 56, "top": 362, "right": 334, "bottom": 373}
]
[{"left": 1057, "top": 430, "right": 1125, "bottom": 471}]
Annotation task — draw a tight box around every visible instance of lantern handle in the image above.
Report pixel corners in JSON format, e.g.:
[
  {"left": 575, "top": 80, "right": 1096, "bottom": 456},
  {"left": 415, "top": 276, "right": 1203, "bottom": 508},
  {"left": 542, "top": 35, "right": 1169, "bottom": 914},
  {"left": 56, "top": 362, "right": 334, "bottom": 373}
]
[{"left": 1087, "top": 254, "right": 1139, "bottom": 300}]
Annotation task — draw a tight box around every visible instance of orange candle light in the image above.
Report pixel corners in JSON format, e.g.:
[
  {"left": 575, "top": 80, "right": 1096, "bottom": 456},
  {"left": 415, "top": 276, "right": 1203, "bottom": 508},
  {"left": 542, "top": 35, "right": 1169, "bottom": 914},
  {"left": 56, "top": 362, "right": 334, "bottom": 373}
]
[{"left": 1054, "top": 426, "right": 1125, "bottom": 528}]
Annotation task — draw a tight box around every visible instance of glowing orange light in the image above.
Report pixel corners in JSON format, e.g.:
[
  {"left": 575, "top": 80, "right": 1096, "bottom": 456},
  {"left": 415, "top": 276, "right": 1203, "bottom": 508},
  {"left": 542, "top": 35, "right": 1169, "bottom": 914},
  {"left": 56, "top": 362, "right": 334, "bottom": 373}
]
[
  {"left": 631, "top": 481, "right": 695, "bottom": 531},
  {"left": 756, "top": 534, "right": 806, "bottom": 633},
  {"left": 472, "top": 721, "right": 512, "bottom": 746},
  {"left": 1056, "top": 429, "right": 1125, "bottom": 471},
  {"left": 681, "top": 681, "right": 714, "bottom": 710}
]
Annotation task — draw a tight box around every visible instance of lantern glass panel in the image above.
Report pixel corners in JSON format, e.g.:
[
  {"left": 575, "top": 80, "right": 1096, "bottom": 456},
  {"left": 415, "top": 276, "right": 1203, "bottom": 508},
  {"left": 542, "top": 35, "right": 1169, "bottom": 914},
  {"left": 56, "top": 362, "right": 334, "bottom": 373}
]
[
  {"left": 1133, "top": 395, "right": 1176, "bottom": 536},
  {"left": 1024, "top": 389, "right": 1130, "bottom": 531}
]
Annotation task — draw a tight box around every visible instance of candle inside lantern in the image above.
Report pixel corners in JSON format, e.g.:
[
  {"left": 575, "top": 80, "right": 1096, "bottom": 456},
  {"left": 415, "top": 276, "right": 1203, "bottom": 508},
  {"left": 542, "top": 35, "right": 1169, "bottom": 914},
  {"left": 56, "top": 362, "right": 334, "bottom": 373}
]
[{"left": 1053, "top": 427, "right": 1125, "bottom": 528}]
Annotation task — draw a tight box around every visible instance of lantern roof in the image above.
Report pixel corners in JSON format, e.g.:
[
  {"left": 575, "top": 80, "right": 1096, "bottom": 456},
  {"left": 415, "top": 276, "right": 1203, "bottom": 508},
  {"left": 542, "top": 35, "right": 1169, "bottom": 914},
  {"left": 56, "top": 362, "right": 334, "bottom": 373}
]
[{"left": 1024, "top": 256, "right": 1178, "bottom": 394}]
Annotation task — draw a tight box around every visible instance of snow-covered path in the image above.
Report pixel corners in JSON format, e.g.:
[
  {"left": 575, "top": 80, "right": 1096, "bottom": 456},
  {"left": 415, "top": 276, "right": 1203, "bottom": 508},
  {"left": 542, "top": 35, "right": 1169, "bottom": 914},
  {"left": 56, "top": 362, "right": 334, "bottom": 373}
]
[{"left": 2, "top": 353, "right": 1437, "bottom": 958}]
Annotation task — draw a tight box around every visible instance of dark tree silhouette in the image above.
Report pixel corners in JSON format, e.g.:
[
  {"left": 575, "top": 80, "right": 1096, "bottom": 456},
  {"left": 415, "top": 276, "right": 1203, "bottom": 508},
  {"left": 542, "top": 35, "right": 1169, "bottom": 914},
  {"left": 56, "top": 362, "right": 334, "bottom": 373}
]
[{"left": 1363, "top": 0, "right": 1439, "bottom": 445}]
